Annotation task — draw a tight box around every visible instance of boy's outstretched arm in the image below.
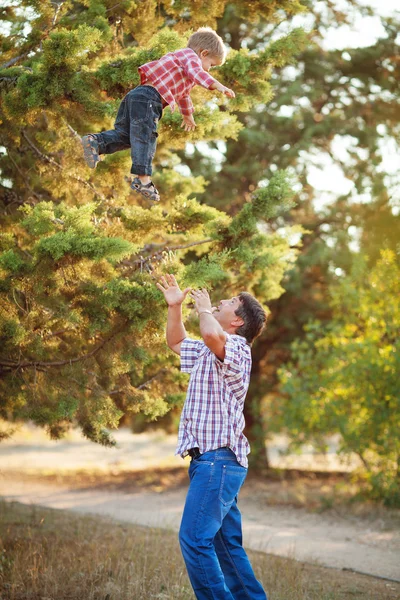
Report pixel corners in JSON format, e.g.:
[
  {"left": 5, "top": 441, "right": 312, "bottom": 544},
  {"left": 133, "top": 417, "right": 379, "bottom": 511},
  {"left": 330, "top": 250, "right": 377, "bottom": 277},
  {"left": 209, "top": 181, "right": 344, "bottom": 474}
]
[
  {"left": 156, "top": 274, "right": 191, "bottom": 355},
  {"left": 181, "top": 54, "right": 236, "bottom": 100},
  {"left": 209, "top": 80, "right": 235, "bottom": 98}
]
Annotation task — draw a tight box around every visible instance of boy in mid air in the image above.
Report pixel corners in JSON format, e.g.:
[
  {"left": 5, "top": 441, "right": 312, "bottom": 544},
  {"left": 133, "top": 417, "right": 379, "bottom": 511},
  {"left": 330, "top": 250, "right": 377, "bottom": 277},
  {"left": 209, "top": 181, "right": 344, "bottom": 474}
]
[{"left": 82, "top": 27, "right": 235, "bottom": 202}]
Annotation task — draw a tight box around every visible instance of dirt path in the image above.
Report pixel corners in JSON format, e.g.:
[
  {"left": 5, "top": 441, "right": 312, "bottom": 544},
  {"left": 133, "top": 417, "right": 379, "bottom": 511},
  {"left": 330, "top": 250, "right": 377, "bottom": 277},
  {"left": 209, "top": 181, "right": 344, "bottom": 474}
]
[
  {"left": 2, "top": 475, "right": 400, "bottom": 582},
  {"left": 0, "top": 426, "right": 399, "bottom": 582}
]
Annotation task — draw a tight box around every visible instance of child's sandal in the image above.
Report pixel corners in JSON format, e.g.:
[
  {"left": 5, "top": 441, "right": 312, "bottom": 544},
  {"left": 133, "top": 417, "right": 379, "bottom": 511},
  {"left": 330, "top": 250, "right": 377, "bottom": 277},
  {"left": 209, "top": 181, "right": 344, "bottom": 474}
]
[
  {"left": 130, "top": 177, "right": 160, "bottom": 202},
  {"left": 81, "top": 135, "right": 100, "bottom": 169}
]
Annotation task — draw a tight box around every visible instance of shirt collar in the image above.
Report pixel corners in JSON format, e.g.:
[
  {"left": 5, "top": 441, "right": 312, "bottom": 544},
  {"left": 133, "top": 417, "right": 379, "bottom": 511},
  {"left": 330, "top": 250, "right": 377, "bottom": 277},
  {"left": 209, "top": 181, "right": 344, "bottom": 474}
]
[{"left": 227, "top": 333, "right": 251, "bottom": 346}]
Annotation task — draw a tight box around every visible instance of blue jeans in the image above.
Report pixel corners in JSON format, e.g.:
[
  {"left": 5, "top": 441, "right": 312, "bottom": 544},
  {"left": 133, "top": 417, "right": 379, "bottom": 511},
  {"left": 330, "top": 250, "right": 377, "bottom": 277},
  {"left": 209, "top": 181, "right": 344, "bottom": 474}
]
[
  {"left": 179, "top": 447, "right": 267, "bottom": 600},
  {"left": 95, "top": 85, "right": 163, "bottom": 176}
]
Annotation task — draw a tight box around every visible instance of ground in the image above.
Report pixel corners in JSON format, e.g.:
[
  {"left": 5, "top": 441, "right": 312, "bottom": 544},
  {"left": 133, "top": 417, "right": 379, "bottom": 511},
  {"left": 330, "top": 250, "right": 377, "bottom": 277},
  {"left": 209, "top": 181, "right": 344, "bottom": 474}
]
[{"left": 0, "top": 425, "right": 399, "bottom": 584}]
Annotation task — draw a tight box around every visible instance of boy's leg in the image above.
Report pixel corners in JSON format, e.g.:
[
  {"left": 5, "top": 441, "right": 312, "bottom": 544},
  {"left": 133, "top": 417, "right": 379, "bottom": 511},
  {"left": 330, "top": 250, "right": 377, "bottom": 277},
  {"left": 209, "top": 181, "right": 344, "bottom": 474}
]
[
  {"left": 95, "top": 95, "right": 131, "bottom": 154},
  {"left": 179, "top": 449, "right": 247, "bottom": 600},
  {"left": 127, "top": 88, "right": 162, "bottom": 182},
  {"left": 82, "top": 96, "right": 130, "bottom": 168},
  {"left": 213, "top": 501, "right": 268, "bottom": 600},
  {"left": 123, "top": 87, "right": 162, "bottom": 201}
]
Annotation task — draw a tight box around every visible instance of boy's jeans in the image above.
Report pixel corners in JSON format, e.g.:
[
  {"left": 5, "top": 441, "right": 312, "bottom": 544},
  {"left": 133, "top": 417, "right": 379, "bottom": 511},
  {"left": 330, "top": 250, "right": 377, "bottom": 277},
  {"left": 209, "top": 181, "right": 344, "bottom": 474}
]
[
  {"left": 95, "top": 85, "right": 163, "bottom": 176},
  {"left": 179, "top": 447, "right": 267, "bottom": 600}
]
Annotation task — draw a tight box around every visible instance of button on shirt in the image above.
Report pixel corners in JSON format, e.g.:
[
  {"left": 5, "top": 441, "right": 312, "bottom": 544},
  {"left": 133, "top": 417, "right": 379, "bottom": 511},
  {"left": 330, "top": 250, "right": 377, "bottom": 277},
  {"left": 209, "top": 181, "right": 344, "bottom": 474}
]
[
  {"left": 138, "top": 47, "right": 216, "bottom": 116},
  {"left": 176, "top": 334, "right": 252, "bottom": 468}
]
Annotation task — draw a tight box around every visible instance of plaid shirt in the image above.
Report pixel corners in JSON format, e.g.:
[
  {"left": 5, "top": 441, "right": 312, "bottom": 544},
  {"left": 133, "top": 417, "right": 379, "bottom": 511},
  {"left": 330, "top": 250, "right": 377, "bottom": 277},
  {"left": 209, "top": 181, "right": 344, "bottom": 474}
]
[
  {"left": 138, "top": 47, "right": 216, "bottom": 116},
  {"left": 176, "top": 334, "right": 252, "bottom": 468}
]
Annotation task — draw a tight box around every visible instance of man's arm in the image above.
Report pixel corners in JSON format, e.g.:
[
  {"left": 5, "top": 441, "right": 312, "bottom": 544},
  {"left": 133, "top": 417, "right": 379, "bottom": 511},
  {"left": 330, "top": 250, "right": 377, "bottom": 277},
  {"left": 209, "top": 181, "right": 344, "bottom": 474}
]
[
  {"left": 191, "top": 289, "right": 226, "bottom": 361},
  {"left": 156, "top": 274, "right": 191, "bottom": 355},
  {"left": 199, "top": 312, "right": 226, "bottom": 360},
  {"left": 166, "top": 304, "right": 187, "bottom": 355}
]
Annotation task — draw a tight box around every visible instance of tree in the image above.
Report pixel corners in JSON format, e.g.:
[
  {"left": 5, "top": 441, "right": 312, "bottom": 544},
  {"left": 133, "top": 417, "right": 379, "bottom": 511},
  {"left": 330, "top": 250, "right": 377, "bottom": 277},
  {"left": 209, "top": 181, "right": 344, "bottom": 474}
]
[
  {"left": 0, "top": 1, "right": 308, "bottom": 443},
  {"left": 180, "top": 0, "right": 400, "bottom": 467},
  {"left": 278, "top": 250, "right": 400, "bottom": 505}
]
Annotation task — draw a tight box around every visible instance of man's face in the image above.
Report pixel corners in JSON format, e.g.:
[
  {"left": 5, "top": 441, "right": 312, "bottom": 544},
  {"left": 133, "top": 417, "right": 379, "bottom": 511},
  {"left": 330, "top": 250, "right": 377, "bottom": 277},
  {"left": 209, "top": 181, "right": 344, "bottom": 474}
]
[{"left": 212, "top": 296, "right": 244, "bottom": 331}]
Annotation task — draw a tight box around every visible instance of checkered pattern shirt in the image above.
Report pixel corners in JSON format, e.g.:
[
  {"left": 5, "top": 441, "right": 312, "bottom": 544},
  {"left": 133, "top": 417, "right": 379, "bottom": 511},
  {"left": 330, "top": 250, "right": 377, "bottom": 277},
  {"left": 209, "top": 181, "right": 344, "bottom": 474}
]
[
  {"left": 176, "top": 334, "right": 252, "bottom": 468},
  {"left": 138, "top": 47, "right": 216, "bottom": 116}
]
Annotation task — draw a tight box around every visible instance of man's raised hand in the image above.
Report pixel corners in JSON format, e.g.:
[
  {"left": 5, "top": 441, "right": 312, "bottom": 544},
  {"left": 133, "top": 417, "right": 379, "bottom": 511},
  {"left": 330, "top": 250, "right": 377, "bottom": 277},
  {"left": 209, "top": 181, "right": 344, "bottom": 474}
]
[
  {"left": 156, "top": 274, "right": 191, "bottom": 307},
  {"left": 190, "top": 288, "right": 213, "bottom": 314}
]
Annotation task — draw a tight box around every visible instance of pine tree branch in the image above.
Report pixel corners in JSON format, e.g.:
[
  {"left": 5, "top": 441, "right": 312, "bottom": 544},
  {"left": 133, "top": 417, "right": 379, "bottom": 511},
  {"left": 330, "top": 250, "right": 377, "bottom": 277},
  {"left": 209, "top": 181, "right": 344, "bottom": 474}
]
[
  {"left": 0, "top": 330, "right": 120, "bottom": 370},
  {"left": 168, "top": 239, "right": 214, "bottom": 252},
  {"left": 0, "top": 184, "right": 28, "bottom": 214},
  {"left": 120, "top": 238, "right": 214, "bottom": 273},
  {"left": 0, "top": 53, "right": 30, "bottom": 69},
  {"left": 21, "top": 130, "right": 107, "bottom": 201},
  {"left": 137, "top": 369, "right": 167, "bottom": 389},
  {"left": 51, "top": 1, "right": 64, "bottom": 27},
  {"left": 42, "top": 328, "right": 75, "bottom": 339},
  {"left": 108, "top": 368, "right": 167, "bottom": 395},
  {"left": 105, "top": 2, "right": 124, "bottom": 12},
  {"left": 7, "top": 151, "right": 42, "bottom": 202},
  {"left": 57, "top": 367, "right": 168, "bottom": 397},
  {"left": 0, "top": 2, "right": 65, "bottom": 69}
]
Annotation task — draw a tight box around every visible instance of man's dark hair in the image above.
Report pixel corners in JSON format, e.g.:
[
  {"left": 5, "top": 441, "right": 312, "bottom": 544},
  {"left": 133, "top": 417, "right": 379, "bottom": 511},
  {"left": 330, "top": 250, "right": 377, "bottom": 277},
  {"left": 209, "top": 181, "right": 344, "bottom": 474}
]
[{"left": 234, "top": 292, "right": 267, "bottom": 344}]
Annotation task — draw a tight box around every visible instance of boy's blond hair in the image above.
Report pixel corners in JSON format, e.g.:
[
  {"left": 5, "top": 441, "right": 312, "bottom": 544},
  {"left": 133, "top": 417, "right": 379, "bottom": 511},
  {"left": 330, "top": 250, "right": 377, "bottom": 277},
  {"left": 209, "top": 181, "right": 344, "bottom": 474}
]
[{"left": 187, "top": 27, "right": 226, "bottom": 63}]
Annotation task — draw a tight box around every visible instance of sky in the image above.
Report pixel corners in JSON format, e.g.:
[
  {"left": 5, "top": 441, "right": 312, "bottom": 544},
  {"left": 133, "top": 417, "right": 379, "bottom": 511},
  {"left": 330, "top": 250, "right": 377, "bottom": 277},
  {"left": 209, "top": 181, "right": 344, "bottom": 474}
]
[{"left": 307, "top": 0, "right": 399, "bottom": 50}]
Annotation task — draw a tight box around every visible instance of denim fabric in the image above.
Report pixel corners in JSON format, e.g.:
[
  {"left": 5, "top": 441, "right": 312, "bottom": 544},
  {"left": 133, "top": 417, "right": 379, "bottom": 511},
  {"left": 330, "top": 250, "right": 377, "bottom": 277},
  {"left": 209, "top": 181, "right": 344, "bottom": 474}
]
[
  {"left": 179, "top": 447, "right": 267, "bottom": 600},
  {"left": 95, "top": 85, "right": 163, "bottom": 175}
]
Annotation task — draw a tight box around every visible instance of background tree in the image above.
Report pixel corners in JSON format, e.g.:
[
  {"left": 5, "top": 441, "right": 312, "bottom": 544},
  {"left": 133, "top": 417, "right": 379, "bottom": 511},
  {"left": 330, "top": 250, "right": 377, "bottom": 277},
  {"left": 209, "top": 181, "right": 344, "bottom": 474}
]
[
  {"left": 279, "top": 250, "right": 400, "bottom": 506},
  {"left": 0, "top": 1, "right": 307, "bottom": 444},
  {"left": 180, "top": 0, "right": 400, "bottom": 468}
]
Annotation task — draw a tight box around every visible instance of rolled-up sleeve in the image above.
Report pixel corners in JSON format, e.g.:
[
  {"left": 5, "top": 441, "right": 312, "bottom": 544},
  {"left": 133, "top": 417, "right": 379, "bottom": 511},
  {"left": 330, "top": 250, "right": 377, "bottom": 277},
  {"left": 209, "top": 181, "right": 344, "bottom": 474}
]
[
  {"left": 180, "top": 338, "right": 205, "bottom": 373},
  {"left": 216, "top": 334, "right": 250, "bottom": 377}
]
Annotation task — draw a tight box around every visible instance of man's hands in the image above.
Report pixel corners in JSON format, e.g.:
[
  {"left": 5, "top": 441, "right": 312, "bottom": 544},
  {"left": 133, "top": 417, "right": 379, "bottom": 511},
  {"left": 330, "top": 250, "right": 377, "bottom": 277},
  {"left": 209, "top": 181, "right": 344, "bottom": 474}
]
[
  {"left": 156, "top": 275, "right": 215, "bottom": 316},
  {"left": 191, "top": 288, "right": 213, "bottom": 315},
  {"left": 157, "top": 276, "right": 225, "bottom": 357},
  {"left": 181, "top": 114, "right": 196, "bottom": 131},
  {"left": 156, "top": 274, "right": 191, "bottom": 307}
]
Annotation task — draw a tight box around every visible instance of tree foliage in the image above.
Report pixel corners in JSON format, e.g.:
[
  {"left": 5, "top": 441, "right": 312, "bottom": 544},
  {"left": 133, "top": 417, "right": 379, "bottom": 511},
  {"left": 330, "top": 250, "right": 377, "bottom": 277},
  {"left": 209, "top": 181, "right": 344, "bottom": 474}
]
[
  {"left": 279, "top": 251, "right": 400, "bottom": 505},
  {"left": 0, "top": 0, "right": 308, "bottom": 443},
  {"left": 181, "top": 1, "right": 399, "bottom": 478}
]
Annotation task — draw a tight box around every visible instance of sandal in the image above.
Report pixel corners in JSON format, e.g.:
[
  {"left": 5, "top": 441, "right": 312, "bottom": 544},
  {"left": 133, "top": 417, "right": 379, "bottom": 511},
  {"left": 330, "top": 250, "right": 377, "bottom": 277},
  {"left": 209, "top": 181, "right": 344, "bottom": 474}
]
[
  {"left": 81, "top": 134, "right": 100, "bottom": 169},
  {"left": 130, "top": 176, "right": 160, "bottom": 202}
]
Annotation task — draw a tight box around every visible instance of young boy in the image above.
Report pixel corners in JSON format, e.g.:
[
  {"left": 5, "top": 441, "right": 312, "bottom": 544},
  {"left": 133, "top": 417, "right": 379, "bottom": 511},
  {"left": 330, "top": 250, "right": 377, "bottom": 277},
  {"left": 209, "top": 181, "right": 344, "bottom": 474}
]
[{"left": 81, "top": 27, "right": 235, "bottom": 202}]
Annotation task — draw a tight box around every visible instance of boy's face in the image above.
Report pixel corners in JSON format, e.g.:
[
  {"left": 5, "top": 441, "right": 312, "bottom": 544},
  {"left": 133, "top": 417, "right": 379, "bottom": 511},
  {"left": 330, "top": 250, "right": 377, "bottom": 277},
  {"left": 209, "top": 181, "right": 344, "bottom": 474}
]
[{"left": 199, "top": 50, "right": 221, "bottom": 72}]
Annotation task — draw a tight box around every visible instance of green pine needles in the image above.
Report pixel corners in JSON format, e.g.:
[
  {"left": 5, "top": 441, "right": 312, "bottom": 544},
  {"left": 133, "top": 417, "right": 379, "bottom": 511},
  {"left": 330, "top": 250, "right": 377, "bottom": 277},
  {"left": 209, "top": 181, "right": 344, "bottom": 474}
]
[{"left": 0, "top": 1, "right": 307, "bottom": 445}]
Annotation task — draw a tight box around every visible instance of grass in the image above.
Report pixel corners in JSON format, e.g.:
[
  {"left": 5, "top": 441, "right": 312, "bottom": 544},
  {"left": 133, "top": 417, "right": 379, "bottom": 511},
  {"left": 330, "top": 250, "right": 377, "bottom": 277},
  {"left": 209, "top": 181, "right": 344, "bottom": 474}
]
[{"left": 1, "top": 501, "right": 400, "bottom": 600}]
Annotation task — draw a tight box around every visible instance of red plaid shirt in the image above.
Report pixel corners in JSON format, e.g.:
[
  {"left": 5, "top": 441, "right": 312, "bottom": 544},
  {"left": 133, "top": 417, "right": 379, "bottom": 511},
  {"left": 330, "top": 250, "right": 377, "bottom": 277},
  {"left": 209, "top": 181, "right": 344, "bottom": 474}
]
[
  {"left": 138, "top": 47, "right": 216, "bottom": 116},
  {"left": 176, "top": 334, "right": 252, "bottom": 468}
]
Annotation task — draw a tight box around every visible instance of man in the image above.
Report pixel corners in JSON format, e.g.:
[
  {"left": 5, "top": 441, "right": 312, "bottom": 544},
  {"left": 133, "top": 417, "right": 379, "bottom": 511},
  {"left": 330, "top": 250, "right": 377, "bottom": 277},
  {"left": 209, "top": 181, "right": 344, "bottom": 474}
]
[{"left": 156, "top": 273, "right": 268, "bottom": 600}]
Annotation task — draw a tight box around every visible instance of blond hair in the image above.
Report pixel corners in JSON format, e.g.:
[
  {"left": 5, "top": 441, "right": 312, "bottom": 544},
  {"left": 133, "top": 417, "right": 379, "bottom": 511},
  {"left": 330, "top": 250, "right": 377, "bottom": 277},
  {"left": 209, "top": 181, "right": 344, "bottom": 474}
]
[{"left": 187, "top": 27, "right": 226, "bottom": 63}]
